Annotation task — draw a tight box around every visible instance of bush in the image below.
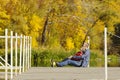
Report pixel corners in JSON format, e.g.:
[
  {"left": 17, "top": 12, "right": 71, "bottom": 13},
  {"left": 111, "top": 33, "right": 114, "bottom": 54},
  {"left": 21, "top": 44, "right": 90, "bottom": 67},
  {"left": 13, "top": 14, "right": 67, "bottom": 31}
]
[
  {"left": 31, "top": 48, "right": 77, "bottom": 67},
  {"left": 90, "top": 50, "right": 104, "bottom": 67}
]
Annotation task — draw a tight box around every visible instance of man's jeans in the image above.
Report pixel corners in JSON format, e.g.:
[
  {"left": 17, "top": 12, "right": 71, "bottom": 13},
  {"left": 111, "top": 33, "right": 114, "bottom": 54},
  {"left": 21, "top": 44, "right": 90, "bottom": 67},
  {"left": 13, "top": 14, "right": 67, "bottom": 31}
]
[{"left": 57, "top": 58, "right": 82, "bottom": 67}]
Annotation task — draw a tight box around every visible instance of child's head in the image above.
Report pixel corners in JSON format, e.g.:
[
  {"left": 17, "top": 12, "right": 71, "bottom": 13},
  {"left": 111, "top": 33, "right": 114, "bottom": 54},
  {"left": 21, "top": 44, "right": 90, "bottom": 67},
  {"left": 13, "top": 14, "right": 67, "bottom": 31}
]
[
  {"left": 83, "top": 42, "right": 89, "bottom": 48},
  {"left": 80, "top": 47, "right": 86, "bottom": 52}
]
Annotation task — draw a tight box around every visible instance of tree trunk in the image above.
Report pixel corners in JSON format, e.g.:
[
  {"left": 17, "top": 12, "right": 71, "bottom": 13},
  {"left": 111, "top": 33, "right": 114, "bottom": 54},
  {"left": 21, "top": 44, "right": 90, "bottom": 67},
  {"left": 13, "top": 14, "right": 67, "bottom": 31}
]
[
  {"left": 81, "top": 15, "right": 105, "bottom": 46},
  {"left": 41, "top": 16, "right": 48, "bottom": 45}
]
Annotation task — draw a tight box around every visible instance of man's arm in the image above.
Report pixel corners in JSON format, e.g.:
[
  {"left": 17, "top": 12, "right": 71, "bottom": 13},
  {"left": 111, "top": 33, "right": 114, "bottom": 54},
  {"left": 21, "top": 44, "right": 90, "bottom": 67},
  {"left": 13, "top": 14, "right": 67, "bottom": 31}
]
[
  {"left": 72, "top": 49, "right": 90, "bottom": 59},
  {"left": 81, "top": 49, "right": 90, "bottom": 58}
]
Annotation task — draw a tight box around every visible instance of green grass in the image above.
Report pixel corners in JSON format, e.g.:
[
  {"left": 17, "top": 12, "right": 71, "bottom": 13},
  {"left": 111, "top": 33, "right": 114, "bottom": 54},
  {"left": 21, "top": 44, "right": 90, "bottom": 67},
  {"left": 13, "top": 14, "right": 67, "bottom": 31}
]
[
  {"left": 31, "top": 48, "right": 77, "bottom": 66},
  {"left": 90, "top": 50, "right": 104, "bottom": 67},
  {"left": 31, "top": 49, "right": 106, "bottom": 67},
  {"left": 108, "top": 55, "right": 119, "bottom": 67},
  {"left": 0, "top": 48, "right": 119, "bottom": 67}
]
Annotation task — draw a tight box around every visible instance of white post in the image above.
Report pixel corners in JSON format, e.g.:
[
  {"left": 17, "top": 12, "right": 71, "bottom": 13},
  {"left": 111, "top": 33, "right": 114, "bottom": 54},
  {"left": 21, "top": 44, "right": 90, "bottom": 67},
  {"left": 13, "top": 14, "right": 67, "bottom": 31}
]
[
  {"left": 25, "top": 36, "right": 28, "bottom": 71},
  {"left": 22, "top": 36, "right": 25, "bottom": 72},
  {"left": 10, "top": 31, "right": 13, "bottom": 79},
  {"left": 27, "top": 36, "right": 30, "bottom": 69},
  {"left": 5, "top": 29, "right": 8, "bottom": 80},
  {"left": 88, "top": 36, "right": 90, "bottom": 49},
  {"left": 15, "top": 33, "right": 18, "bottom": 76},
  {"left": 19, "top": 34, "right": 22, "bottom": 74},
  {"left": 27, "top": 36, "right": 29, "bottom": 70},
  {"left": 87, "top": 36, "right": 90, "bottom": 67},
  {"left": 0, "top": 56, "right": 11, "bottom": 66},
  {"left": 0, "top": 62, "right": 5, "bottom": 67},
  {"left": 30, "top": 37, "right": 32, "bottom": 68},
  {"left": 104, "top": 27, "right": 108, "bottom": 80}
]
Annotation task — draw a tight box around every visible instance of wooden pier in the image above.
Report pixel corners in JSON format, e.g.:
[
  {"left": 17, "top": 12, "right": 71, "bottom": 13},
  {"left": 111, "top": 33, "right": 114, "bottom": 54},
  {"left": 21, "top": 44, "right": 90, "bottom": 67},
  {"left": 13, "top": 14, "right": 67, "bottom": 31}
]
[{"left": 8, "top": 67, "right": 120, "bottom": 80}]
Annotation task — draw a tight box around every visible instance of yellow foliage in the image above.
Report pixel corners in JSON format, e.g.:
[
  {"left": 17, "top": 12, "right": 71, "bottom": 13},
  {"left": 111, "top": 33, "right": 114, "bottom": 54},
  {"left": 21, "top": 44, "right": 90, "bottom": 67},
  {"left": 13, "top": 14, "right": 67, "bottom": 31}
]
[
  {"left": 30, "top": 14, "right": 43, "bottom": 31},
  {"left": 94, "top": 20, "right": 104, "bottom": 33},
  {"left": 29, "top": 31, "right": 39, "bottom": 48},
  {"left": 0, "top": 0, "right": 10, "bottom": 6},
  {"left": 23, "top": 24, "right": 29, "bottom": 34},
  {"left": 0, "top": 27, "right": 3, "bottom": 34},
  {"left": 73, "top": 27, "right": 86, "bottom": 48},
  {"left": 90, "top": 20, "right": 105, "bottom": 49},
  {"left": 65, "top": 37, "right": 74, "bottom": 50},
  {"left": 0, "top": 7, "right": 10, "bottom": 19},
  {"left": 47, "top": 37, "right": 61, "bottom": 48},
  {"left": 57, "top": 0, "right": 64, "bottom": 5},
  {"left": 0, "top": 8, "right": 10, "bottom": 27},
  {"left": 109, "top": 1, "right": 120, "bottom": 12},
  {"left": 32, "top": 37, "right": 39, "bottom": 48},
  {"left": 75, "top": 0, "right": 82, "bottom": 11},
  {"left": 0, "top": 12, "right": 10, "bottom": 19}
]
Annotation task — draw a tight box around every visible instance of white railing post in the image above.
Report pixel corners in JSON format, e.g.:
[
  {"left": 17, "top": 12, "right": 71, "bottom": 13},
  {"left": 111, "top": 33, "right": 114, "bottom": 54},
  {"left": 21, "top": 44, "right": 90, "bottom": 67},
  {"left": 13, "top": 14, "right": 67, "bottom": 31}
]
[
  {"left": 0, "top": 62, "right": 5, "bottom": 67},
  {"left": 30, "top": 37, "right": 32, "bottom": 68},
  {"left": 27, "top": 36, "right": 30, "bottom": 69},
  {"left": 10, "top": 31, "right": 13, "bottom": 79},
  {"left": 25, "top": 36, "right": 28, "bottom": 71},
  {"left": 27, "top": 36, "right": 29, "bottom": 70},
  {"left": 104, "top": 27, "right": 108, "bottom": 80},
  {"left": 0, "top": 29, "right": 32, "bottom": 80},
  {"left": 22, "top": 36, "right": 25, "bottom": 72},
  {"left": 87, "top": 36, "right": 90, "bottom": 67},
  {"left": 0, "top": 56, "right": 11, "bottom": 66},
  {"left": 15, "top": 33, "right": 18, "bottom": 76},
  {"left": 19, "top": 34, "right": 22, "bottom": 74},
  {"left": 5, "top": 29, "right": 8, "bottom": 80},
  {"left": 88, "top": 36, "right": 90, "bottom": 49}
]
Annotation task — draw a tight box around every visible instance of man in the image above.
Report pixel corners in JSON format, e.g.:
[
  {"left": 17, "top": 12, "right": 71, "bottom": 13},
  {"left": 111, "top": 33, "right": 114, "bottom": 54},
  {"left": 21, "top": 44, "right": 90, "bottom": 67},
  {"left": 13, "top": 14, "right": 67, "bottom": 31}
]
[{"left": 56, "top": 43, "right": 90, "bottom": 67}]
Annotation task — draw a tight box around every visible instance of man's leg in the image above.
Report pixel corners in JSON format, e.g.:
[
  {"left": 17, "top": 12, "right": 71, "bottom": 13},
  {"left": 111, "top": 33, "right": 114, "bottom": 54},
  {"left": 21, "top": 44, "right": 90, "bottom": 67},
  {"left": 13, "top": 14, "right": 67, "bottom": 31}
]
[
  {"left": 68, "top": 60, "right": 82, "bottom": 67},
  {"left": 57, "top": 59, "right": 82, "bottom": 67},
  {"left": 81, "top": 61, "right": 88, "bottom": 67},
  {"left": 57, "top": 59, "right": 70, "bottom": 67}
]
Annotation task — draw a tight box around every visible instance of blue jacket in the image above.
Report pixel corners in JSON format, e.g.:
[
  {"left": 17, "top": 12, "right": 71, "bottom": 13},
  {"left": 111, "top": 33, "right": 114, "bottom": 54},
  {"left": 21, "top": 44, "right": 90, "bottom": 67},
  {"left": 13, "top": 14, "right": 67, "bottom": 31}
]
[
  {"left": 72, "top": 49, "right": 90, "bottom": 67},
  {"left": 81, "top": 49, "right": 90, "bottom": 67}
]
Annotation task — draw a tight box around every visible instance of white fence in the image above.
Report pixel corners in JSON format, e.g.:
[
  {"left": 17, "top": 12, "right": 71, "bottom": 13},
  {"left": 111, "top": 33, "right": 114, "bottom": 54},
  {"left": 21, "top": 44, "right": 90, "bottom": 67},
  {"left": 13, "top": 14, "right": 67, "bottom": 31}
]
[{"left": 0, "top": 29, "right": 32, "bottom": 80}]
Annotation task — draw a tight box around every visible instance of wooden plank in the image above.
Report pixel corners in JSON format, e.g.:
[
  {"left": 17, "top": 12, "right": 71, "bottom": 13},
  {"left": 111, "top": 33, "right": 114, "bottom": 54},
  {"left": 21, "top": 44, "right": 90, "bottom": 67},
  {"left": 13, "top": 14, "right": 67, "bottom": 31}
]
[
  {"left": 11, "top": 67, "right": 120, "bottom": 80},
  {"left": 0, "top": 66, "right": 22, "bottom": 69}
]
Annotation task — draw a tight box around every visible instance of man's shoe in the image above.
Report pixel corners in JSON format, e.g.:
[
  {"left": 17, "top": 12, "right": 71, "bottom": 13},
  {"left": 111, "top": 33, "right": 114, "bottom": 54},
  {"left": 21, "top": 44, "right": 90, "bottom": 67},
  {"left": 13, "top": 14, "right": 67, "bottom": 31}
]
[
  {"left": 52, "top": 61, "right": 56, "bottom": 67},
  {"left": 56, "top": 62, "right": 59, "bottom": 67},
  {"left": 51, "top": 59, "right": 55, "bottom": 67}
]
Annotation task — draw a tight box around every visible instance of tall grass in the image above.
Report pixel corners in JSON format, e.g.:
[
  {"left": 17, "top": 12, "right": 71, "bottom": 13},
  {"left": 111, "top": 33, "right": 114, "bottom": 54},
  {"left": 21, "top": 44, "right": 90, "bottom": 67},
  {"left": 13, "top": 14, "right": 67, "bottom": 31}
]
[
  {"left": 90, "top": 50, "right": 104, "bottom": 67},
  {"left": 31, "top": 47, "right": 77, "bottom": 67},
  {"left": 31, "top": 48, "right": 106, "bottom": 67},
  {"left": 108, "top": 55, "right": 120, "bottom": 67},
  {"left": 0, "top": 48, "right": 119, "bottom": 67}
]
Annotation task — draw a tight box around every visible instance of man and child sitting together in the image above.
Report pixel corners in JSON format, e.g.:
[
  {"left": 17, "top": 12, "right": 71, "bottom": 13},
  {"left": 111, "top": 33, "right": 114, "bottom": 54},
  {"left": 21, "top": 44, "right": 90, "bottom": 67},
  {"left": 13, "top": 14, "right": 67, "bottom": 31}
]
[{"left": 52, "top": 42, "right": 90, "bottom": 67}]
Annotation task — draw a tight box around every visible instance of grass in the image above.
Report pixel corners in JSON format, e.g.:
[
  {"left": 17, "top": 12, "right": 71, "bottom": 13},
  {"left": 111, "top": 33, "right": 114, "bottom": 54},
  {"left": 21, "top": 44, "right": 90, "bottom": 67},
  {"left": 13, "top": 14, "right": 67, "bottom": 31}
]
[
  {"left": 0, "top": 48, "right": 119, "bottom": 67},
  {"left": 32, "top": 48, "right": 119, "bottom": 67}
]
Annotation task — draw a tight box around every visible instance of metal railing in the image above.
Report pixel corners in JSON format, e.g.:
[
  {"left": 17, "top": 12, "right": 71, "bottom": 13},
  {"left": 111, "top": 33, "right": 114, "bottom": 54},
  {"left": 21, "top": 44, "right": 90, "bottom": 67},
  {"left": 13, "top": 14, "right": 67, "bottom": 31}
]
[{"left": 0, "top": 29, "right": 32, "bottom": 80}]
